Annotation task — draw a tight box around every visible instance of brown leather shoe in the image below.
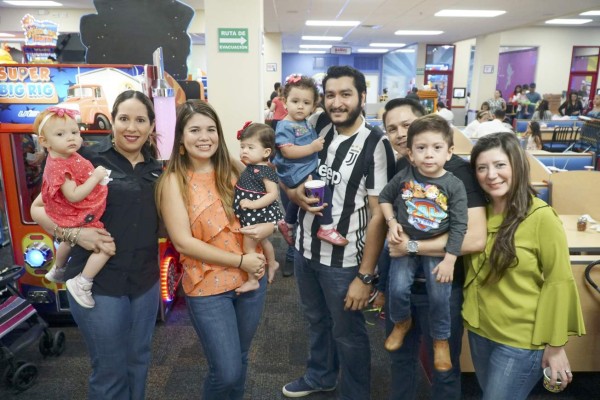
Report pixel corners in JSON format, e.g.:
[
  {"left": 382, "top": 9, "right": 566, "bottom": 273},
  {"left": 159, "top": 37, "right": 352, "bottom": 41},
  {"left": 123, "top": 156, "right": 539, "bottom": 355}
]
[
  {"left": 384, "top": 318, "right": 412, "bottom": 352},
  {"left": 433, "top": 339, "right": 452, "bottom": 371}
]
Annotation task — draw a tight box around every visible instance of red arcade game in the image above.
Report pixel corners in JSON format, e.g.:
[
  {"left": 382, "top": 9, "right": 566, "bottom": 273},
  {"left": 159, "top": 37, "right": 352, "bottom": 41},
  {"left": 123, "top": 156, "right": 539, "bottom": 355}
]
[{"left": 0, "top": 63, "right": 183, "bottom": 320}]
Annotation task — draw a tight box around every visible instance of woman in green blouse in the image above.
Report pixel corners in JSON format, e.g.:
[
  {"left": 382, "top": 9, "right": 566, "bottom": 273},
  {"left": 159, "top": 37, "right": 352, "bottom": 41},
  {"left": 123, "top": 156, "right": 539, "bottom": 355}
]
[{"left": 464, "top": 132, "right": 585, "bottom": 399}]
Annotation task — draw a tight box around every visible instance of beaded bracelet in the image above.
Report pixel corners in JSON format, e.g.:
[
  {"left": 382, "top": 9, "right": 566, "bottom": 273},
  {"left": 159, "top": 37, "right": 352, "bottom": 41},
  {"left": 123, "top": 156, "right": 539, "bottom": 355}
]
[{"left": 70, "top": 227, "right": 82, "bottom": 247}]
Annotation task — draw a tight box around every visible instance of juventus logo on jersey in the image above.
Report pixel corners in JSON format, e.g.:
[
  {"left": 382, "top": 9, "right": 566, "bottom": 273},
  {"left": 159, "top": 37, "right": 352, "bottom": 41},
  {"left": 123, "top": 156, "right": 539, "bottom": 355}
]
[{"left": 345, "top": 144, "right": 363, "bottom": 166}]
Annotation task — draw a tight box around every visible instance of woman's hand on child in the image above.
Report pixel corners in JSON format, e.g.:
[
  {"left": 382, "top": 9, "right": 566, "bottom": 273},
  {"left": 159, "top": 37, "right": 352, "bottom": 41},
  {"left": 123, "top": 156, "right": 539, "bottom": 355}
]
[
  {"left": 240, "top": 223, "right": 276, "bottom": 241},
  {"left": 239, "top": 252, "right": 267, "bottom": 278},
  {"left": 77, "top": 227, "right": 116, "bottom": 255}
]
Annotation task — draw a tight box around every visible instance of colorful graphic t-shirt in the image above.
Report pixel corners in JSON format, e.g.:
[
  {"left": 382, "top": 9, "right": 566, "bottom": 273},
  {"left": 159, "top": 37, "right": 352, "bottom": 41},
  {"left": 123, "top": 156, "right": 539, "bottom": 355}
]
[{"left": 379, "top": 164, "right": 468, "bottom": 255}]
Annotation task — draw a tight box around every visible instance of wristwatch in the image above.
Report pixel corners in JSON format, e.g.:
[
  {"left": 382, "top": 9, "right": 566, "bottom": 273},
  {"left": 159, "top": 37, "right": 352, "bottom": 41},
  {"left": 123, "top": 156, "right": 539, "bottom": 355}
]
[
  {"left": 356, "top": 272, "right": 377, "bottom": 285},
  {"left": 407, "top": 240, "right": 419, "bottom": 255}
]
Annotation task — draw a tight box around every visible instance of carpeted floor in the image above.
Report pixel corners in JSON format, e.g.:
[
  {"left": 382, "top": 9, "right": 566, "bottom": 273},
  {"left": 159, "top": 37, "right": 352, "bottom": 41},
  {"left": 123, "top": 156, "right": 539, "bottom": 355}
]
[{"left": 0, "top": 239, "right": 598, "bottom": 399}]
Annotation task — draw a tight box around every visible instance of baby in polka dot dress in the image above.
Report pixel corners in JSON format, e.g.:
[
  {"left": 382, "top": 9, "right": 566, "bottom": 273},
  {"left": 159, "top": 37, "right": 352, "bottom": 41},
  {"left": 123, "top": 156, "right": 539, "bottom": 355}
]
[{"left": 234, "top": 123, "right": 285, "bottom": 293}]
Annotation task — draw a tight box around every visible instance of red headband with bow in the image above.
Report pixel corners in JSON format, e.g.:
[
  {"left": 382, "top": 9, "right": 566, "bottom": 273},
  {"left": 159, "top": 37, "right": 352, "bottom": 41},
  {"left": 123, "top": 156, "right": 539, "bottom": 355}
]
[
  {"left": 46, "top": 106, "right": 79, "bottom": 119},
  {"left": 285, "top": 74, "right": 302, "bottom": 85},
  {"left": 237, "top": 121, "right": 253, "bottom": 140}
]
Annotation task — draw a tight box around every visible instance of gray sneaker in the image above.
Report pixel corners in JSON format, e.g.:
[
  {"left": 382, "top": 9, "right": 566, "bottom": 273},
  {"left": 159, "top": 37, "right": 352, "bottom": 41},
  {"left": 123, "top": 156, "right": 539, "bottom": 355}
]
[
  {"left": 45, "top": 265, "right": 66, "bottom": 283},
  {"left": 66, "top": 274, "right": 95, "bottom": 308}
]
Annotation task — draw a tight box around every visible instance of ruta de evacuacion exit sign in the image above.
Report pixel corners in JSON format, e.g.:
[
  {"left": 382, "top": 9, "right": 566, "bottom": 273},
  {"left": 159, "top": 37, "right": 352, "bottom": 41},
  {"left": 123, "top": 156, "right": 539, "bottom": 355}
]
[{"left": 218, "top": 28, "right": 249, "bottom": 52}]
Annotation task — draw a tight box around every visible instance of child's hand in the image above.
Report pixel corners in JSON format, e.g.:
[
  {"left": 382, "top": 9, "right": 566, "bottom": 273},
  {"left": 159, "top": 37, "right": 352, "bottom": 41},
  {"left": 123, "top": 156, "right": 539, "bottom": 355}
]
[
  {"left": 91, "top": 166, "right": 108, "bottom": 183},
  {"left": 239, "top": 199, "right": 255, "bottom": 210},
  {"left": 387, "top": 221, "right": 404, "bottom": 244},
  {"left": 432, "top": 259, "right": 454, "bottom": 283},
  {"left": 311, "top": 137, "right": 325, "bottom": 152}
]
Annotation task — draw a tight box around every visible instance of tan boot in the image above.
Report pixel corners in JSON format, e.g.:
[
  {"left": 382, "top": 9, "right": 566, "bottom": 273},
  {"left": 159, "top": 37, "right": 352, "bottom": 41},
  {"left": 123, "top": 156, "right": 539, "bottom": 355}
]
[
  {"left": 433, "top": 339, "right": 452, "bottom": 372},
  {"left": 384, "top": 318, "right": 412, "bottom": 352}
]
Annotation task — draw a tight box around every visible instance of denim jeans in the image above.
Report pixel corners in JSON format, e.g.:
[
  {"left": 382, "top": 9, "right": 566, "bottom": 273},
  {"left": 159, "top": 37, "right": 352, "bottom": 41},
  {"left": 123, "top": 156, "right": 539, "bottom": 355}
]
[
  {"left": 186, "top": 277, "right": 267, "bottom": 400},
  {"left": 294, "top": 249, "right": 371, "bottom": 400},
  {"left": 69, "top": 281, "right": 160, "bottom": 400},
  {"left": 375, "top": 240, "right": 391, "bottom": 293},
  {"left": 388, "top": 255, "right": 452, "bottom": 340},
  {"left": 468, "top": 331, "right": 543, "bottom": 400},
  {"left": 386, "top": 283, "right": 464, "bottom": 400}
]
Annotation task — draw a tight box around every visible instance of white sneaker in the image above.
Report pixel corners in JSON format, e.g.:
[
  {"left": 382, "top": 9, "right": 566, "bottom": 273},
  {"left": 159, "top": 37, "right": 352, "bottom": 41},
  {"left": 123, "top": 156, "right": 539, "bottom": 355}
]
[
  {"left": 66, "top": 274, "right": 95, "bottom": 308},
  {"left": 45, "top": 265, "right": 66, "bottom": 283}
]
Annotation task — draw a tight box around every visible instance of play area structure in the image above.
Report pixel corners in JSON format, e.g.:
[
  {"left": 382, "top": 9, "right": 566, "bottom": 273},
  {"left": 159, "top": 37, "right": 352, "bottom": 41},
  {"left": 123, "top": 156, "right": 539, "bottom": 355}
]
[{"left": 0, "top": 60, "right": 185, "bottom": 322}]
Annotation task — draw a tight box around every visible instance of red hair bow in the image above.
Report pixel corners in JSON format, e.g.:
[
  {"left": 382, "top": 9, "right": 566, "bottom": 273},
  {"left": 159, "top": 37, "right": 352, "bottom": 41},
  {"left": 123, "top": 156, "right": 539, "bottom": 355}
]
[
  {"left": 46, "top": 106, "right": 79, "bottom": 119},
  {"left": 285, "top": 74, "right": 301, "bottom": 84},
  {"left": 237, "top": 121, "right": 253, "bottom": 140}
]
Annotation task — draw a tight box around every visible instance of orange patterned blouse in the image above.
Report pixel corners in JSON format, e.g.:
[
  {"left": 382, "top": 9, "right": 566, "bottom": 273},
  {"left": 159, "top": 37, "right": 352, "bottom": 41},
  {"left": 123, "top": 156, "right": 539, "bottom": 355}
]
[{"left": 181, "top": 171, "right": 250, "bottom": 296}]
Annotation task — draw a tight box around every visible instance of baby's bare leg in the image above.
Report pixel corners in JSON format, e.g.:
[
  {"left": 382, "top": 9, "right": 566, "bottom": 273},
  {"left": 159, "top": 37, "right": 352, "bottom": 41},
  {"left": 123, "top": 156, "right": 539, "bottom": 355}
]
[
  {"left": 261, "top": 238, "right": 279, "bottom": 283},
  {"left": 235, "top": 235, "right": 260, "bottom": 294}
]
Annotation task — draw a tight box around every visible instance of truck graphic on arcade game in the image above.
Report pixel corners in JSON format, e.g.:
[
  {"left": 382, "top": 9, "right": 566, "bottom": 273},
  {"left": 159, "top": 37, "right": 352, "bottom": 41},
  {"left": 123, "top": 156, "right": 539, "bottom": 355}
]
[{"left": 59, "top": 68, "right": 142, "bottom": 129}]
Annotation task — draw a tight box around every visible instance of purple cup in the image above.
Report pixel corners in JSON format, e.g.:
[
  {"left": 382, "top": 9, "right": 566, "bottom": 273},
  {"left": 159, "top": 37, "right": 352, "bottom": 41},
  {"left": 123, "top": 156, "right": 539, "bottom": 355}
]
[{"left": 304, "top": 180, "right": 325, "bottom": 207}]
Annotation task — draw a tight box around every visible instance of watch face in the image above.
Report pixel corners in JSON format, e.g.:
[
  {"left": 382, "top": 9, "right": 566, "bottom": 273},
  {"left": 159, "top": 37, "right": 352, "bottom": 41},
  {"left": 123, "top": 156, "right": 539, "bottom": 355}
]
[
  {"left": 358, "top": 273, "right": 373, "bottom": 284},
  {"left": 407, "top": 241, "right": 418, "bottom": 253}
]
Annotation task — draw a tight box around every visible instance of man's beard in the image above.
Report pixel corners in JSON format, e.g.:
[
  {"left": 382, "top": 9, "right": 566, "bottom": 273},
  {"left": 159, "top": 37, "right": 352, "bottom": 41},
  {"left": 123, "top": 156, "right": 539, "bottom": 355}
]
[{"left": 327, "top": 100, "right": 363, "bottom": 129}]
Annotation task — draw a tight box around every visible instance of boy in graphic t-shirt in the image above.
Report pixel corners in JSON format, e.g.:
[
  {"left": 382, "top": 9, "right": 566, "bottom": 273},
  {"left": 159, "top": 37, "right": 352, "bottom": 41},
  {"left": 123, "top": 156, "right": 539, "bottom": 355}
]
[{"left": 379, "top": 114, "right": 467, "bottom": 372}]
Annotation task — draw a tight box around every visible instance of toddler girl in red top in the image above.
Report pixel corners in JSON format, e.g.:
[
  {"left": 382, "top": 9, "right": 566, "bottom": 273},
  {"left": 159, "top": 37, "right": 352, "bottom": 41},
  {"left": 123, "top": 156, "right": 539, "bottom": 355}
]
[{"left": 35, "top": 107, "right": 113, "bottom": 309}]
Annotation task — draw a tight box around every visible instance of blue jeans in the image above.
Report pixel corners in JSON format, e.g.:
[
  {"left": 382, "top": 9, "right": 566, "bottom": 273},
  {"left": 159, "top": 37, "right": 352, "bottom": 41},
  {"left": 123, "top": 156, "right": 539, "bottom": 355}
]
[
  {"left": 468, "top": 331, "right": 543, "bottom": 400},
  {"left": 294, "top": 249, "right": 371, "bottom": 400},
  {"left": 388, "top": 255, "right": 452, "bottom": 340},
  {"left": 375, "top": 240, "right": 391, "bottom": 293},
  {"left": 69, "top": 281, "right": 160, "bottom": 400},
  {"left": 186, "top": 277, "right": 267, "bottom": 400},
  {"left": 386, "top": 283, "right": 464, "bottom": 400}
]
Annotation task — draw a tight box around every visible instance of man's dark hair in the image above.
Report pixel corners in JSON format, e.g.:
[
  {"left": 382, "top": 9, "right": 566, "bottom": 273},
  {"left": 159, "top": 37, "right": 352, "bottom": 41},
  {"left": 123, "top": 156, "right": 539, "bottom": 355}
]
[
  {"left": 411, "top": 87, "right": 418, "bottom": 93},
  {"left": 438, "top": 101, "right": 446, "bottom": 109},
  {"left": 382, "top": 98, "right": 426, "bottom": 126},
  {"left": 274, "top": 82, "right": 281, "bottom": 90},
  {"left": 407, "top": 114, "right": 454, "bottom": 148},
  {"left": 322, "top": 65, "right": 366, "bottom": 95},
  {"left": 494, "top": 109, "right": 506, "bottom": 119},
  {"left": 530, "top": 83, "right": 536, "bottom": 89}
]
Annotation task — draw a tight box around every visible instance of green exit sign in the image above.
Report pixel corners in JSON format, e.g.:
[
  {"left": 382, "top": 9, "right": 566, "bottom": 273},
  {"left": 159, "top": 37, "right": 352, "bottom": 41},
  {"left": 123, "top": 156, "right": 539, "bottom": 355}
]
[{"left": 218, "top": 28, "right": 249, "bottom": 53}]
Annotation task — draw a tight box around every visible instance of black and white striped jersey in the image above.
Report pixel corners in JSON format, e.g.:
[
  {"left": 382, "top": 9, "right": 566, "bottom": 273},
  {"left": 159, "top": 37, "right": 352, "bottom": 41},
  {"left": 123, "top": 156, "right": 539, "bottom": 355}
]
[{"left": 296, "top": 113, "right": 395, "bottom": 268}]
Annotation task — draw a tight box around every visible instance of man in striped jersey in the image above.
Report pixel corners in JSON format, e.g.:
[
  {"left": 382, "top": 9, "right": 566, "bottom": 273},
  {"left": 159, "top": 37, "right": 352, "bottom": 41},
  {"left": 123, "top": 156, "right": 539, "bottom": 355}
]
[{"left": 282, "top": 66, "right": 395, "bottom": 398}]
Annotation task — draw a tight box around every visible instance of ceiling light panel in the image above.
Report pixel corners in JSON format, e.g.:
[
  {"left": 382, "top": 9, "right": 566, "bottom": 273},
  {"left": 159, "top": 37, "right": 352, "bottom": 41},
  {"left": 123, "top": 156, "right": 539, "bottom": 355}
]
[
  {"left": 299, "top": 44, "right": 333, "bottom": 49},
  {"left": 435, "top": 10, "right": 506, "bottom": 17},
  {"left": 579, "top": 11, "right": 600, "bottom": 16},
  {"left": 370, "top": 43, "right": 405, "bottom": 47},
  {"left": 545, "top": 19, "right": 592, "bottom": 25},
  {"left": 299, "top": 50, "right": 327, "bottom": 54},
  {"left": 306, "top": 20, "right": 360, "bottom": 27},
  {"left": 302, "top": 35, "right": 343, "bottom": 41},
  {"left": 3, "top": 0, "right": 62, "bottom": 6},
  {"left": 394, "top": 30, "right": 443, "bottom": 35}
]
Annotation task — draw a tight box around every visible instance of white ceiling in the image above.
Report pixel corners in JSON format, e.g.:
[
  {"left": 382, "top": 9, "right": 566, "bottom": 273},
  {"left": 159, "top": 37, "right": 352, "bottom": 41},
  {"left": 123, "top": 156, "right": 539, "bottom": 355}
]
[{"left": 1, "top": 0, "right": 599, "bottom": 52}]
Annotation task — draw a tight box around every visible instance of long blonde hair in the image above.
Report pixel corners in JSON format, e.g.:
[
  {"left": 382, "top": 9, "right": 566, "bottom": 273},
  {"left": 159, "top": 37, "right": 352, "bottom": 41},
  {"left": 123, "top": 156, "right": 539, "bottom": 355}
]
[{"left": 155, "top": 100, "right": 239, "bottom": 221}]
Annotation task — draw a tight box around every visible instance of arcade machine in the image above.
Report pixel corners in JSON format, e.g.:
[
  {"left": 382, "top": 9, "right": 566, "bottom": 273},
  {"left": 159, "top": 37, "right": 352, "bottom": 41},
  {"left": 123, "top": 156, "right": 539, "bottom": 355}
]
[{"left": 0, "top": 59, "right": 184, "bottom": 321}]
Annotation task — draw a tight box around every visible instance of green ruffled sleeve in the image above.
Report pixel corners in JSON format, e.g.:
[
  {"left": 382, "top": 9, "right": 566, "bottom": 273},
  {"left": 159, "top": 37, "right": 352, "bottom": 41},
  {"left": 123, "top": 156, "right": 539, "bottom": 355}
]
[
  {"left": 533, "top": 280, "right": 585, "bottom": 346},
  {"left": 531, "top": 205, "right": 586, "bottom": 346}
]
